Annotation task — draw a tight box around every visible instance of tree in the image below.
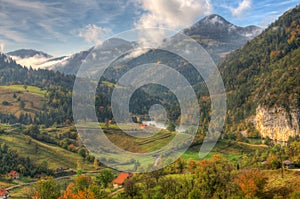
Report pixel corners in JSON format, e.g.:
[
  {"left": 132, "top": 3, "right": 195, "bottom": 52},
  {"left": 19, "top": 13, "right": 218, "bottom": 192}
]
[
  {"left": 96, "top": 170, "right": 114, "bottom": 188},
  {"left": 188, "top": 158, "right": 197, "bottom": 173},
  {"left": 59, "top": 182, "right": 98, "bottom": 199},
  {"left": 59, "top": 183, "right": 76, "bottom": 199},
  {"left": 167, "top": 122, "right": 176, "bottom": 132},
  {"left": 272, "top": 144, "right": 285, "bottom": 178},
  {"left": 75, "top": 175, "right": 92, "bottom": 192},
  {"left": 124, "top": 178, "right": 138, "bottom": 198},
  {"left": 38, "top": 161, "right": 49, "bottom": 173},
  {"left": 78, "top": 148, "right": 87, "bottom": 158},
  {"left": 235, "top": 169, "right": 267, "bottom": 198},
  {"left": 289, "top": 142, "right": 300, "bottom": 164},
  {"left": 2, "top": 101, "right": 10, "bottom": 106},
  {"left": 19, "top": 100, "right": 25, "bottom": 109},
  {"left": 105, "top": 118, "right": 109, "bottom": 128},
  {"left": 195, "top": 155, "right": 237, "bottom": 198},
  {"left": 159, "top": 177, "right": 180, "bottom": 198},
  {"left": 35, "top": 177, "right": 60, "bottom": 199},
  {"left": 93, "top": 158, "right": 98, "bottom": 169},
  {"left": 35, "top": 143, "right": 39, "bottom": 153},
  {"left": 150, "top": 169, "right": 164, "bottom": 183},
  {"left": 175, "top": 158, "right": 185, "bottom": 174},
  {"left": 1, "top": 143, "right": 8, "bottom": 153}
]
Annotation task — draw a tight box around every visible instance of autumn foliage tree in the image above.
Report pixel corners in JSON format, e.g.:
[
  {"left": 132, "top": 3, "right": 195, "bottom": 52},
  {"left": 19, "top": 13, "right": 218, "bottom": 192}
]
[
  {"left": 59, "top": 183, "right": 97, "bottom": 199},
  {"left": 34, "top": 177, "right": 60, "bottom": 199},
  {"left": 235, "top": 169, "right": 267, "bottom": 198},
  {"left": 59, "top": 175, "right": 106, "bottom": 199}
]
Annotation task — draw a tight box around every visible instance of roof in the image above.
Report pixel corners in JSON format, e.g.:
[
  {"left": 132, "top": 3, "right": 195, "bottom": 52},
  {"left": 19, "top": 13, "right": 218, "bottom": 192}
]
[
  {"left": 112, "top": 172, "right": 131, "bottom": 185},
  {"left": 9, "top": 170, "right": 19, "bottom": 176},
  {"left": 0, "top": 189, "right": 7, "bottom": 196}
]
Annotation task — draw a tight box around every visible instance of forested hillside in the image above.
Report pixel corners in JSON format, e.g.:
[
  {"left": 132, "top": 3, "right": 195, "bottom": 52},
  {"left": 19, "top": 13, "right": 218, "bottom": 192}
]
[{"left": 219, "top": 6, "right": 300, "bottom": 135}]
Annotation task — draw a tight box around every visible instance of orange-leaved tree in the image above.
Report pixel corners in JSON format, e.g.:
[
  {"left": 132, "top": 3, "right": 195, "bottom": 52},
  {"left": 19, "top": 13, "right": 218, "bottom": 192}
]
[{"left": 235, "top": 169, "right": 267, "bottom": 198}]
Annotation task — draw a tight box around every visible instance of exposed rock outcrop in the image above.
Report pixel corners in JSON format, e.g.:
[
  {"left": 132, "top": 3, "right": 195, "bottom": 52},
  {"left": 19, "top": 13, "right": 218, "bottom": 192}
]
[{"left": 255, "top": 106, "right": 299, "bottom": 142}]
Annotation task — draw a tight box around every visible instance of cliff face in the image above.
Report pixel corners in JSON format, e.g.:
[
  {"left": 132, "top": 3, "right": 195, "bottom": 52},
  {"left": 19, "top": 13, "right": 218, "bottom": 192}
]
[{"left": 254, "top": 106, "right": 299, "bottom": 142}]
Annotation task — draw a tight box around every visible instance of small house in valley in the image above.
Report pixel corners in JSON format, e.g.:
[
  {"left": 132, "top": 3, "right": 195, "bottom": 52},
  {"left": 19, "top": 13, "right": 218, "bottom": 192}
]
[
  {"left": 0, "top": 189, "right": 9, "bottom": 199},
  {"left": 112, "top": 172, "right": 132, "bottom": 188},
  {"left": 8, "top": 170, "right": 19, "bottom": 180}
]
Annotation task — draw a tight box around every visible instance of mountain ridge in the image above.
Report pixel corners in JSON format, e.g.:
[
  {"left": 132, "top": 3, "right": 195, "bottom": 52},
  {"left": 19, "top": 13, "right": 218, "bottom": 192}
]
[
  {"left": 8, "top": 49, "right": 52, "bottom": 59},
  {"left": 6, "top": 14, "right": 262, "bottom": 72}
]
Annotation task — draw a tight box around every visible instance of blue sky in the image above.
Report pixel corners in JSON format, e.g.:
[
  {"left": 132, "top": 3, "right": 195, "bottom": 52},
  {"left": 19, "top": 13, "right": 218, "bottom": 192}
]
[{"left": 0, "top": 0, "right": 299, "bottom": 56}]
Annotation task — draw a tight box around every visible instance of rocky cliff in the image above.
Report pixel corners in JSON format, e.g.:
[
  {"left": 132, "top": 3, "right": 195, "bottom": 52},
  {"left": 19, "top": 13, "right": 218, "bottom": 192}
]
[{"left": 254, "top": 106, "right": 299, "bottom": 142}]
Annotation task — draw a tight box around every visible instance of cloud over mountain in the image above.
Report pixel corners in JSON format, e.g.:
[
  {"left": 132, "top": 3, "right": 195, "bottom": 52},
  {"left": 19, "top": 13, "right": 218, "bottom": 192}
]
[
  {"left": 78, "top": 24, "right": 112, "bottom": 45},
  {"left": 133, "top": 0, "right": 212, "bottom": 45}
]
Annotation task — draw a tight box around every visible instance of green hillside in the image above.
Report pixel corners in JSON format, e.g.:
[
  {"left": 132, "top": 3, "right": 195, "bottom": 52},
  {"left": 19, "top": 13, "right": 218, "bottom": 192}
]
[{"left": 0, "top": 131, "right": 93, "bottom": 170}]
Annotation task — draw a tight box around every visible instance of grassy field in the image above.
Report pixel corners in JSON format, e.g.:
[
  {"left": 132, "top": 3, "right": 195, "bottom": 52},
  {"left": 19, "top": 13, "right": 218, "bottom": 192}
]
[
  {"left": 0, "top": 85, "right": 46, "bottom": 117},
  {"left": 182, "top": 140, "right": 268, "bottom": 161},
  {"left": 0, "top": 132, "right": 93, "bottom": 170},
  {"left": 77, "top": 123, "right": 268, "bottom": 170},
  {"left": 0, "top": 85, "right": 46, "bottom": 97}
]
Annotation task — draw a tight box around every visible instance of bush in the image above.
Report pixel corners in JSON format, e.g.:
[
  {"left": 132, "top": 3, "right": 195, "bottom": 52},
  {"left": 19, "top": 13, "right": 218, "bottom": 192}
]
[{"left": 2, "top": 101, "right": 10, "bottom": 106}]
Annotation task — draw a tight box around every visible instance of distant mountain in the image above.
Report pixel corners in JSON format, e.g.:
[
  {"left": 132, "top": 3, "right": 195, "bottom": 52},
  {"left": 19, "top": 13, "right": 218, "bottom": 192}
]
[
  {"left": 184, "top": 14, "right": 262, "bottom": 41},
  {"left": 183, "top": 14, "right": 263, "bottom": 62},
  {"left": 51, "top": 38, "right": 135, "bottom": 75},
  {"left": 7, "top": 15, "right": 261, "bottom": 73},
  {"left": 48, "top": 49, "right": 92, "bottom": 74},
  {"left": 47, "top": 15, "right": 261, "bottom": 74},
  {"left": 39, "top": 56, "right": 69, "bottom": 68},
  {"left": 8, "top": 49, "right": 52, "bottom": 59},
  {"left": 7, "top": 49, "right": 54, "bottom": 69}
]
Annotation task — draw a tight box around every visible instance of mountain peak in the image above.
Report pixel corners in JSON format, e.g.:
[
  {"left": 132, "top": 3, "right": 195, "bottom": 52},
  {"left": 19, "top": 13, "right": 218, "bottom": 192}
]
[
  {"left": 202, "top": 14, "right": 231, "bottom": 25},
  {"left": 7, "top": 49, "right": 52, "bottom": 59},
  {"left": 102, "top": 38, "right": 133, "bottom": 49}
]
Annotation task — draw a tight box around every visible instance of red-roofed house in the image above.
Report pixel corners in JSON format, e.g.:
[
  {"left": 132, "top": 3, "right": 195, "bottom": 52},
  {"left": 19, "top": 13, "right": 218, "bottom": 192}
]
[
  {"left": 140, "top": 124, "right": 147, "bottom": 129},
  {"left": 0, "top": 189, "right": 9, "bottom": 199},
  {"left": 8, "top": 170, "right": 19, "bottom": 180},
  {"left": 112, "top": 172, "right": 132, "bottom": 188}
]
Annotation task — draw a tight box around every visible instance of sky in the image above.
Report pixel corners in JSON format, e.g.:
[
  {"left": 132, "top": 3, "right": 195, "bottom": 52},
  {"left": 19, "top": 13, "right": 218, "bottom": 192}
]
[{"left": 0, "top": 0, "right": 299, "bottom": 56}]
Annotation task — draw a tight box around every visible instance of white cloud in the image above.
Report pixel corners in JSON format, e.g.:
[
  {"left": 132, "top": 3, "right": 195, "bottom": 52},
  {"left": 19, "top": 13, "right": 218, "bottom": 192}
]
[
  {"left": 78, "top": 24, "right": 112, "bottom": 45},
  {"left": 10, "top": 55, "right": 49, "bottom": 69},
  {"left": 133, "top": 0, "right": 212, "bottom": 46},
  {"left": 123, "top": 47, "right": 149, "bottom": 60},
  {"left": 135, "top": 0, "right": 212, "bottom": 29},
  {"left": 229, "top": 0, "right": 252, "bottom": 16},
  {"left": 0, "top": 0, "right": 64, "bottom": 44}
]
